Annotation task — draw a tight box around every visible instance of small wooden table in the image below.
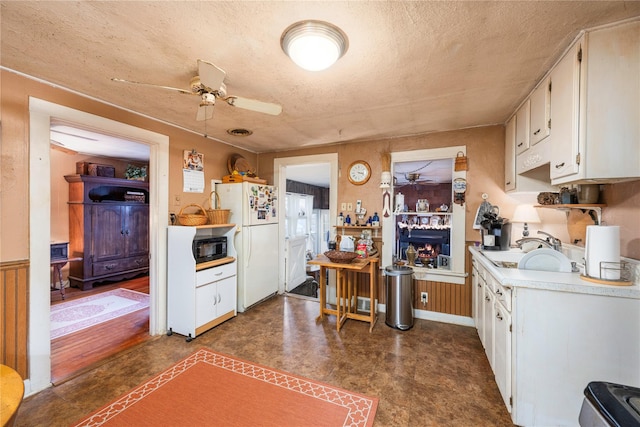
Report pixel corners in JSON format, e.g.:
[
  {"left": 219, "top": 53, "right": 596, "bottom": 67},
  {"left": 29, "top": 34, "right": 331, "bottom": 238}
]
[
  {"left": 50, "top": 257, "right": 82, "bottom": 299},
  {"left": 308, "top": 255, "right": 379, "bottom": 332},
  {"left": 0, "top": 364, "right": 24, "bottom": 427}
]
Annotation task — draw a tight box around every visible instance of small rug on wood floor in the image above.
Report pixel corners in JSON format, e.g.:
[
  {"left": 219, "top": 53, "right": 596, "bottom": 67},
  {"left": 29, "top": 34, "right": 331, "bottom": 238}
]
[
  {"left": 288, "top": 277, "right": 319, "bottom": 298},
  {"left": 51, "top": 289, "right": 149, "bottom": 339},
  {"left": 72, "top": 348, "right": 378, "bottom": 427}
]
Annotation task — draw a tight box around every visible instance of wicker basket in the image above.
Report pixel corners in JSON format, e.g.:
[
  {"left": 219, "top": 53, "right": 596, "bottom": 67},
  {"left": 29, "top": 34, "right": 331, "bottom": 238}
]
[
  {"left": 324, "top": 250, "right": 358, "bottom": 264},
  {"left": 205, "top": 191, "right": 231, "bottom": 225},
  {"left": 177, "top": 203, "right": 208, "bottom": 226}
]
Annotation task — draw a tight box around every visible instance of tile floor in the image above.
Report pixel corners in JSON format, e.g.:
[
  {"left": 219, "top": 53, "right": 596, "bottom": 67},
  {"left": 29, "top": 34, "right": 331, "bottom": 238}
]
[{"left": 16, "top": 295, "right": 513, "bottom": 426}]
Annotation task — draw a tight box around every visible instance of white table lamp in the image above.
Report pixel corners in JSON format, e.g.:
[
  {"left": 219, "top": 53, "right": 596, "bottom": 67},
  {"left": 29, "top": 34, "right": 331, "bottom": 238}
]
[{"left": 512, "top": 204, "right": 541, "bottom": 237}]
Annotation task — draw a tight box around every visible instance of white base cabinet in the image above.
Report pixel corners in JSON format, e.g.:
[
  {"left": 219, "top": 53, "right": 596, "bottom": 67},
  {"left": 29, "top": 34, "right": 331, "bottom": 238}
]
[
  {"left": 471, "top": 251, "right": 640, "bottom": 426},
  {"left": 167, "top": 225, "right": 237, "bottom": 341}
]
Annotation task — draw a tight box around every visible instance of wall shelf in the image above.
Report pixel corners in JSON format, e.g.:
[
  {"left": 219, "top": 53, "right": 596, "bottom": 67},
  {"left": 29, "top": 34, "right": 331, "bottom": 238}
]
[{"left": 536, "top": 204, "right": 606, "bottom": 225}]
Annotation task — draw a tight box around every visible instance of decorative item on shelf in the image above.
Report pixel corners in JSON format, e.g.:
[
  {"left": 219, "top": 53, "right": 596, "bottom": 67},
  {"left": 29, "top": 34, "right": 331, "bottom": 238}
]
[
  {"left": 125, "top": 164, "right": 147, "bottom": 181},
  {"left": 394, "top": 192, "right": 405, "bottom": 213},
  {"left": 454, "top": 151, "right": 468, "bottom": 171},
  {"left": 511, "top": 204, "right": 541, "bottom": 237},
  {"left": 124, "top": 191, "right": 146, "bottom": 203},
  {"left": 537, "top": 191, "right": 560, "bottom": 205},
  {"left": 406, "top": 244, "right": 417, "bottom": 266},
  {"left": 89, "top": 163, "right": 116, "bottom": 178},
  {"left": 559, "top": 187, "right": 578, "bottom": 204},
  {"left": 177, "top": 203, "right": 208, "bottom": 226},
  {"left": 205, "top": 191, "right": 231, "bottom": 225},
  {"left": 416, "top": 199, "right": 429, "bottom": 213},
  {"left": 323, "top": 250, "right": 358, "bottom": 264},
  {"left": 577, "top": 184, "right": 600, "bottom": 204}
]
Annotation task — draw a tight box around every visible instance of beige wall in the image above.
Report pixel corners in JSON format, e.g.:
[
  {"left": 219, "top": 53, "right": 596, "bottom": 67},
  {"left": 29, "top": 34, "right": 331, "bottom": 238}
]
[
  {"left": 2, "top": 69, "right": 639, "bottom": 261},
  {"left": 259, "top": 126, "right": 526, "bottom": 240},
  {"left": 258, "top": 129, "right": 640, "bottom": 259},
  {"left": 1, "top": 70, "right": 255, "bottom": 262}
]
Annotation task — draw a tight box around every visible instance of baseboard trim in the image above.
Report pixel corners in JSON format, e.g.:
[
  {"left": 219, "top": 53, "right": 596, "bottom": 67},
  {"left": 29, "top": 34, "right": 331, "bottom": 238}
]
[{"left": 378, "top": 304, "right": 474, "bottom": 327}]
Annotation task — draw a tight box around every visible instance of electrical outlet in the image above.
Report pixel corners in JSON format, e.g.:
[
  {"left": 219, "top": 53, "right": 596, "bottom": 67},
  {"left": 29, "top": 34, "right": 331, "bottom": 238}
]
[
  {"left": 421, "top": 292, "right": 428, "bottom": 304},
  {"left": 341, "top": 202, "right": 347, "bottom": 211},
  {"left": 347, "top": 203, "right": 353, "bottom": 211}
]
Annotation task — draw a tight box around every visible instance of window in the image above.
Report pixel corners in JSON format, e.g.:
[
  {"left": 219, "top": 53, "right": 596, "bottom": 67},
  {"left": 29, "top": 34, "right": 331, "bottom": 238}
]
[{"left": 381, "top": 146, "right": 467, "bottom": 284}]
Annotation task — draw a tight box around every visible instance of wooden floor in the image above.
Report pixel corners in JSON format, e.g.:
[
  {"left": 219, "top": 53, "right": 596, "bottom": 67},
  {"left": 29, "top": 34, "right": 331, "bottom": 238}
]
[{"left": 50, "top": 275, "right": 151, "bottom": 385}]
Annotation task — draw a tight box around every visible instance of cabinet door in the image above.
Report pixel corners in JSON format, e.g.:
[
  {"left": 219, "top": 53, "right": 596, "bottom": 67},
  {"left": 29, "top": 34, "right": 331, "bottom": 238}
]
[
  {"left": 550, "top": 41, "right": 582, "bottom": 180},
  {"left": 477, "top": 275, "right": 487, "bottom": 348},
  {"left": 494, "top": 301, "right": 512, "bottom": 413},
  {"left": 91, "top": 205, "right": 124, "bottom": 262},
  {"left": 515, "top": 100, "right": 530, "bottom": 155},
  {"left": 216, "top": 276, "right": 237, "bottom": 317},
  {"left": 483, "top": 284, "right": 495, "bottom": 369},
  {"left": 195, "top": 282, "right": 219, "bottom": 328},
  {"left": 124, "top": 204, "right": 149, "bottom": 257},
  {"left": 529, "top": 77, "right": 550, "bottom": 146},
  {"left": 504, "top": 116, "right": 516, "bottom": 191}
]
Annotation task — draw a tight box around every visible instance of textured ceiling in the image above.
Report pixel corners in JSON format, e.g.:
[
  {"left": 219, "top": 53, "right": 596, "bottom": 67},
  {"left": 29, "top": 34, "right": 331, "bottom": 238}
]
[{"left": 2, "top": 1, "right": 640, "bottom": 153}]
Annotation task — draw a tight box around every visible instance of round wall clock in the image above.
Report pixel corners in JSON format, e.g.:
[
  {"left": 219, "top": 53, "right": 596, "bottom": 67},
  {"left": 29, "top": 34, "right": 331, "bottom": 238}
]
[{"left": 347, "top": 160, "right": 371, "bottom": 185}]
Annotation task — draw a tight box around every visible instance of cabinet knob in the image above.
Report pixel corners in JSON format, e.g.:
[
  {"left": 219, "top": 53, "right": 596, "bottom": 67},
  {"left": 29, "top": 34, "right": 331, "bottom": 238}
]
[
  {"left": 517, "top": 142, "right": 523, "bottom": 147},
  {"left": 496, "top": 289, "right": 503, "bottom": 296},
  {"left": 485, "top": 296, "right": 491, "bottom": 302},
  {"left": 505, "top": 181, "right": 511, "bottom": 186},
  {"left": 105, "top": 264, "right": 114, "bottom": 270}
]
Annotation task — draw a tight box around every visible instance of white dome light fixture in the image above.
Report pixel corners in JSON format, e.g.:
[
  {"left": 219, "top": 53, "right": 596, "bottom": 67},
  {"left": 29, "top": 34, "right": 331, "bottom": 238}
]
[{"left": 281, "top": 20, "right": 348, "bottom": 71}]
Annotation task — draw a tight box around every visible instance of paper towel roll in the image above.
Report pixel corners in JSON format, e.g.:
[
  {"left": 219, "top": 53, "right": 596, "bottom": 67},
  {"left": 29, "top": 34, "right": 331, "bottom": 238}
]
[{"left": 585, "top": 225, "right": 620, "bottom": 280}]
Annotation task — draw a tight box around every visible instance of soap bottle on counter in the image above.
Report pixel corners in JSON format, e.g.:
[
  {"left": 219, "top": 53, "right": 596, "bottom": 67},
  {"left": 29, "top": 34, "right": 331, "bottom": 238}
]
[
  {"left": 345, "top": 214, "right": 352, "bottom": 225},
  {"left": 337, "top": 212, "right": 344, "bottom": 226}
]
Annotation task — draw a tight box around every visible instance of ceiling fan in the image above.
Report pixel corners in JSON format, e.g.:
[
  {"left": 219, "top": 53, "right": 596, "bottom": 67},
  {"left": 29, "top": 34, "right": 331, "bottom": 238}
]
[
  {"left": 394, "top": 161, "right": 437, "bottom": 187},
  {"left": 112, "top": 59, "right": 282, "bottom": 121}
]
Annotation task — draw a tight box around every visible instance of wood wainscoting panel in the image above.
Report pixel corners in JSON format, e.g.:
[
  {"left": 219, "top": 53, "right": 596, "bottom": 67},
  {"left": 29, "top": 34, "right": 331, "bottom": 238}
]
[{"left": 1, "top": 260, "right": 29, "bottom": 378}]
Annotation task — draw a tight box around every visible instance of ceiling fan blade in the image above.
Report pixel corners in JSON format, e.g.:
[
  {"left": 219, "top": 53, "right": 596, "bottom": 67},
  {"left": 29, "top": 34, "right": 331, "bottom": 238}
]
[
  {"left": 111, "top": 78, "right": 194, "bottom": 95},
  {"left": 225, "top": 96, "right": 282, "bottom": 116},
  {"left": 197, "top": 59, "right": 226, "bottom": 92},
  {"left": 196, "top": 104, "right": 214, "bottom": 122}
]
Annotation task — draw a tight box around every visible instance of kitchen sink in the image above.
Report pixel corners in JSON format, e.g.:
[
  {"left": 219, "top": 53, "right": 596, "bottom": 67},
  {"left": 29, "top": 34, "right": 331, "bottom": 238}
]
[{"left": 480, "top": 248, "right": 573, "bottom": 272}]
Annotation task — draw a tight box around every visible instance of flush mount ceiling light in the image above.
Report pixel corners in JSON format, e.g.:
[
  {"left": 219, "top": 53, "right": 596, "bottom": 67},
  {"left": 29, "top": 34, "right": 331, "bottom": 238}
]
[{"left": 281, "top": 20, "right": 348, "bottom": 71}]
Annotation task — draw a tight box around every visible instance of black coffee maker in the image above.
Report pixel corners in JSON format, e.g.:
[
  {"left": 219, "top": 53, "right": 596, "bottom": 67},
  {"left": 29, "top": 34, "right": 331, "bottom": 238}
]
[{"left": 480, "top": 210, "right": 512, "bottom": 251}]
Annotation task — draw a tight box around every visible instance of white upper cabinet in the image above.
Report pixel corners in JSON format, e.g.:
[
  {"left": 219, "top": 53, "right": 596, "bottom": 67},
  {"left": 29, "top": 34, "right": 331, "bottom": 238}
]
[
  {"left": 551, "top": 20, "right": 640, "bottom": 185},
  {"left": 515, "top": 100, "right": 530, "bottom": 155},
  {"left": 529, "top": 77, "right": 551, "bottom": 146},
  {"left": 504, "top": 116, "right": 516, "bottom": 192},
  {"left": 549, "top": 40, "right": 582, "bottom": 180}
]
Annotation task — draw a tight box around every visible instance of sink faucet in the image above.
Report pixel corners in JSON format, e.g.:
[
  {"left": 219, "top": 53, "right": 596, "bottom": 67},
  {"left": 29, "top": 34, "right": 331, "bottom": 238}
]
[
  {"left": 516, "top": 231, "right": 562, "bottom": 251},
  {"left": 537, "top": 231, "right": 562, "bottom": 251}
]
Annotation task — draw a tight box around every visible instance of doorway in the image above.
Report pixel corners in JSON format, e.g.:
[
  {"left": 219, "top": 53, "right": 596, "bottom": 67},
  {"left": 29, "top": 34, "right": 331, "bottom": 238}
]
[
  {"left": 49, "top": 123, "right": 153, "bottom": 384},
  {"left": 274, "top": 154, "right": 338, "bottom": 298},
  {"left": 28, "top": 98, "right": 169, "bottom": 395}
]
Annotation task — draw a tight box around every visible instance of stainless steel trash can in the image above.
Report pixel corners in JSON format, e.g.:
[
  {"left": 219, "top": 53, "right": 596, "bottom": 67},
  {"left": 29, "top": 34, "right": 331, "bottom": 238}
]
[{"left": 385, "top": 265, "right": 414, "bottom": 330}]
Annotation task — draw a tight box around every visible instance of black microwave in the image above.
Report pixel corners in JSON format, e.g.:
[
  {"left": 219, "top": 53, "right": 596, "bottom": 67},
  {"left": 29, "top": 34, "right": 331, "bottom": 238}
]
[{"left": 192, "top": 236, "right": 227, "bottom": 264}]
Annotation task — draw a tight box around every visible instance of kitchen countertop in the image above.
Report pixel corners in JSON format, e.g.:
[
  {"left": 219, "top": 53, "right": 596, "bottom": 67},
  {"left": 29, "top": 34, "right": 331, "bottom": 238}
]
[{"left": 469, "top": 246, "right": 640, "bottom": 299}]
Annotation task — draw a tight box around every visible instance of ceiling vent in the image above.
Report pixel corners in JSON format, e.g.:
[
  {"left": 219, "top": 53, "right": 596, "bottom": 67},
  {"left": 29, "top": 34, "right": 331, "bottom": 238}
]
[{"left": 226, "top": 128, "right": 253, "bottom": 137}]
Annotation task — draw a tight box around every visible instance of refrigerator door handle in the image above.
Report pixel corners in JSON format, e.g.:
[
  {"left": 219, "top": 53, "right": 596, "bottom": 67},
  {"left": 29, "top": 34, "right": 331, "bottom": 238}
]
[{"left": 245, "top": 226, "right": 251, "bottom": 268}]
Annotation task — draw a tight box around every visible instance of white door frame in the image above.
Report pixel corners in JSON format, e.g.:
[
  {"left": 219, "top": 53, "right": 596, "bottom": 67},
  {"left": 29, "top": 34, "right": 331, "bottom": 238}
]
[
  {"left": 274, "top": 154, "right": 338, "bottom": 295},
  {"left": 28, "top": 98, "right": 169, "bottom": 396}
]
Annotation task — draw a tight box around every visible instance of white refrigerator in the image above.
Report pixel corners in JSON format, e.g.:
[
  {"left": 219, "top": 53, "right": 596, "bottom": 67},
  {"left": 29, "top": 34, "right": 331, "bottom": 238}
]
[{"left": 216, "top": 182, "right": 279, "bottom": 312}]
